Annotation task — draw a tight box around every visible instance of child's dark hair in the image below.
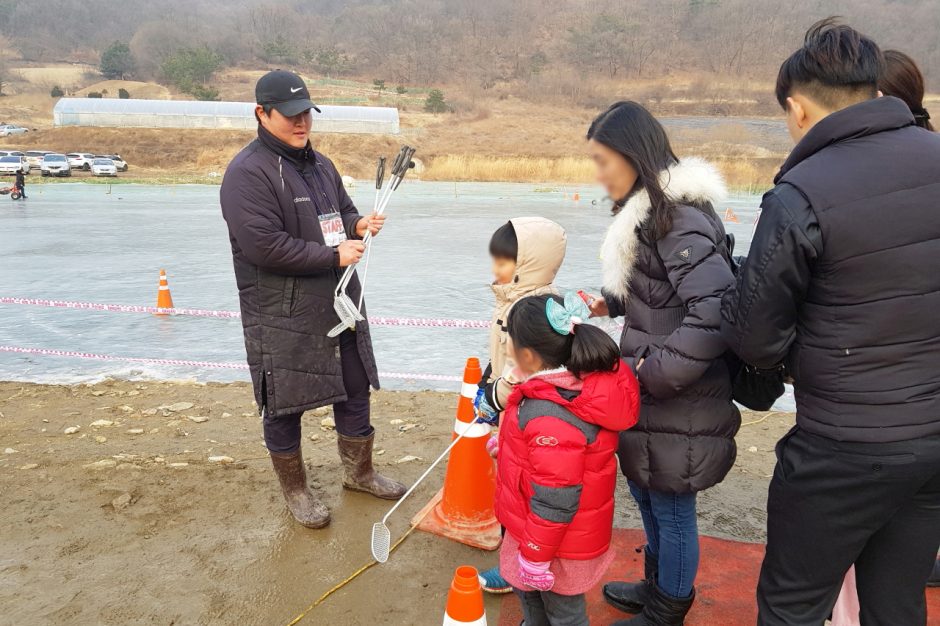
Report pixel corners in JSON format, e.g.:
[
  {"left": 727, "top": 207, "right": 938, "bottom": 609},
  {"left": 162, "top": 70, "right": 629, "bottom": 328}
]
[
  {"left": 489, "top": 221, "right": 518, "bottom": 260},
  {"left": 775, "top": 17, "right": 884, "bottom": 111},
  {"left": 507, "top": 294, "right": 620, "bottom": 378}
]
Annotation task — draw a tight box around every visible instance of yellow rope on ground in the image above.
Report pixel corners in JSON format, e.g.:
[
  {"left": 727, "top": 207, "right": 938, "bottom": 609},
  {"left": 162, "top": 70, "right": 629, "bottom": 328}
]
[
  {"left": 741, "top": 411, "right": 780, "bottom": 427},
  {"left": 284, "top": 523, "right": 420, "bottom": 626}
]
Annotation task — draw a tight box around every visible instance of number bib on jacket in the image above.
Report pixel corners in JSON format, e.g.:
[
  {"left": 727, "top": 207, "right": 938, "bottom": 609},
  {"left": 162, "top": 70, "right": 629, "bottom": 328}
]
[{"left": 318, "top": 212, "right": 347, "bottom": 246}]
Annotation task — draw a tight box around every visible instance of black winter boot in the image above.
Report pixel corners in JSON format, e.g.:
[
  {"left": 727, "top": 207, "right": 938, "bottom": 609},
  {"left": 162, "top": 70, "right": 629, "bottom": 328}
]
[
  {"left": 611, "top": 583, "right": 695, "bottom": 626},
  {"left": 269, "top": 449, "right": 331, "bottom": 528},
  {"left": 603, "top": 546, "right": 658, "bottom": 613}
]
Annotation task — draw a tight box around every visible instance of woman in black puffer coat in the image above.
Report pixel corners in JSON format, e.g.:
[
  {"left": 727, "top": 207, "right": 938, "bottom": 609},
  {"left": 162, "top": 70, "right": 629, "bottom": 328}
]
[{"left": 584, "top": 102, "right": 740, "bottom": 626}]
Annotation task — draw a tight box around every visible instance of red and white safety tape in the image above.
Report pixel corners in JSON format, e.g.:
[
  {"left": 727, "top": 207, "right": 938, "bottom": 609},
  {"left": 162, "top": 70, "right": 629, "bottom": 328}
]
[
  {"left": 0, "top": 345, "right": 463, "bottom": 383},
  {"left": 0, "top": 297, "right": 491, "bottom": 329}
]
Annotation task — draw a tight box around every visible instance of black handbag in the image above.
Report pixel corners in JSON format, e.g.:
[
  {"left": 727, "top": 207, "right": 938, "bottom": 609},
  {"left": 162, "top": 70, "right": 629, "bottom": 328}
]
[
  {"left": 722, "top": 232, "right": 786, "bottom": 410},
  {"left": 726, "top": 356, "right": 786, "bottom": 411}
]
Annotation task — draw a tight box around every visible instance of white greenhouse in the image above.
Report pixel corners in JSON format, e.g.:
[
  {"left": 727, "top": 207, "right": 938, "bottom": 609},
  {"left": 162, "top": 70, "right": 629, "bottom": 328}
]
[{"left": 52, "top": 98, "right": 400, "bottom": 134}]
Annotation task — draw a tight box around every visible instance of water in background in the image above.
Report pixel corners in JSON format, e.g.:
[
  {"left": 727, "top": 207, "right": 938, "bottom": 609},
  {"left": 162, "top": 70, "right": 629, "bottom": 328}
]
[{"left": 0, "top": 181, "right": 793, "bottom": 411}]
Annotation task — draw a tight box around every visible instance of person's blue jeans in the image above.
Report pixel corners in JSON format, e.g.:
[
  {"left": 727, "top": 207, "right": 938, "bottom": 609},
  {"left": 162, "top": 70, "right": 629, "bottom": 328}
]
[{"left": 628, "top": 480, "right": 699, "bottom": 599}]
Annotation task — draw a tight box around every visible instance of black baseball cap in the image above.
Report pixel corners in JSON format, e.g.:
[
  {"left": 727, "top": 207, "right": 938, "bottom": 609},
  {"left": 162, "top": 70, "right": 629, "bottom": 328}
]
[{"left": 255, "top": 70, "right": 321, "bottom": 116}]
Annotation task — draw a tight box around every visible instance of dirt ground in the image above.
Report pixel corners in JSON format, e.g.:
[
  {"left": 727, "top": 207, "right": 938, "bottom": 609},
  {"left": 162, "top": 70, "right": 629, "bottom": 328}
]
[{"left": 0, "top": 380, "right": 793, "bottom": 626}]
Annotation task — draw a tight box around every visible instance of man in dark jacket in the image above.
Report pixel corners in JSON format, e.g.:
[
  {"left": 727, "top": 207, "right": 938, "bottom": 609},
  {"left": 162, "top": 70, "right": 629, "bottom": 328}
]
[
  {"left": 15, "top": 167, "right": 26, "bottom": 198},
  {"left": 721, "top": 19, "right": 940, "bottom": 625},
  {"left": 220, "top": 70, "right": 405, "bottom": 529}
]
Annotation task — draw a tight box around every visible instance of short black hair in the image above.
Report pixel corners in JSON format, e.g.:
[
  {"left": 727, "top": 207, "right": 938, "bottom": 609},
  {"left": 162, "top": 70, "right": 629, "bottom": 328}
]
[
  {"left": 254, "top": 104, "right": 274, "bottom": 124},
  {"left": 775, "top": 17, "right": 884, "bottom": 110},
  {"left": 489, "top": 221, "right": 518, "bottom": 260}
]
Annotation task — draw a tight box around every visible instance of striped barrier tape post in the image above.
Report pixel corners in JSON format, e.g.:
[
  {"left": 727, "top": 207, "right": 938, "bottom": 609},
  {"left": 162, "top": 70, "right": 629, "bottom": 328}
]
[
  {"left": 0, "top": 297, "right": 490, "bottom": 329},
  {"left": 0, "top": 345, "right": 462, "bottom": 383}
]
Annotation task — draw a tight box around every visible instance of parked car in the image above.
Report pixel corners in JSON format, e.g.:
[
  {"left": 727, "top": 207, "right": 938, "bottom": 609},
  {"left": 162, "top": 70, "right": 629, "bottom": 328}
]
[
  {"left": 25, "top": 150, "right": 53, "bottom": 170},
  {"left": 0, "top": 150, "right": 25, "bottom": 158},
  {"left": 91, "top": 158, "right": 118, "bottom": 177},
  {"left": 66, "top": 153, "right": 97, "bottom": 170},
  {"left": 98, "top": 154, "right": 128, "bottom": 171},
  {"left": 41, "top": 153, "right": 71, "bottom": 177},
  {"left": 0, "top": 155, "right": 29, "bottom": 175},
  {"left": 0, "top": 124, "right": 29, "bottom": 137}
]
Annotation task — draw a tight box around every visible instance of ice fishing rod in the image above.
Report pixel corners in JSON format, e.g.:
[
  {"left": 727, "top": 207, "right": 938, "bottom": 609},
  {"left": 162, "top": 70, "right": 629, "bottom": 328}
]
[
  {"left": 357, "top": 156, "right": 387, "bottom": 311},
  {"left": 328, "top": 146, "right": 416, "bottom": 338},
  {"left": 335, "top": 146, "right": 415, "bottom": 295}
]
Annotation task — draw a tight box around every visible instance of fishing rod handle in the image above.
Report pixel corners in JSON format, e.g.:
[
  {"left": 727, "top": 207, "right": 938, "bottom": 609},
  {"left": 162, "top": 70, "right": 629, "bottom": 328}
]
[{"left": 375, "top": 157, "right": 386, "bottom": 190}]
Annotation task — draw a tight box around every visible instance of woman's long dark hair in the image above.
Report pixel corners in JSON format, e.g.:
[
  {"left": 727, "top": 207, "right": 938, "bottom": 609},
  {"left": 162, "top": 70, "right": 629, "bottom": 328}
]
[
  {"left": 507, "top": 295, "right": 620, "bottom": 378},
  {"left": 881, "top": 50, "right": 934, "bottom": 131},
  {"left": 587, "top": 101, "right": 679, "bottom": 241}
]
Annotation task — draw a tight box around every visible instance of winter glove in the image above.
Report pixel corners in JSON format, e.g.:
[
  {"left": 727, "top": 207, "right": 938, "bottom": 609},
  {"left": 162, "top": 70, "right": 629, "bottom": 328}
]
[
  {"left": 518, "top": 555, "right": 555, "bottom": 591},
  {"left": 486, "top": 433, "right": 499, "bottom": 458},
  {"left": 474, "top": 388, "right": 499, "bottom": 425}
]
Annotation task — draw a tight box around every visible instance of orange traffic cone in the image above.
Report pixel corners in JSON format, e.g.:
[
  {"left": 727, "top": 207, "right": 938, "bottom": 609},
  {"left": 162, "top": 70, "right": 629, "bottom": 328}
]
[
  {"left": 413, "top": 357, "right": 501, "bottom": 550},
  {"left": 155, "top": 269, "right": 174, "bottom": 315},
  {"left": 443, "top": 566, "right": 487, "bottom": 626},
  {"left": 572, "top": 192, "right": 580, "bottom": 201},
  {"left": 724, "top": 207, "right": 740, "bottom": 223}
]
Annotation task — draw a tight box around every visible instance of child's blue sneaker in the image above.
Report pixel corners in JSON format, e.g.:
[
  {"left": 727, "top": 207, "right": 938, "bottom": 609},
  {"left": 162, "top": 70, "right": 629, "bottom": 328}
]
[{"left": 479, "top": 566, "right": 512, "bottom": 594}]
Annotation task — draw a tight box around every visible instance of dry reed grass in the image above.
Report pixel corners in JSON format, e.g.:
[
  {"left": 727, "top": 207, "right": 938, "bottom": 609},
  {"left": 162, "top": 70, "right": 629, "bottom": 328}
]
[
  {"left": 1, "top": 124, "right": 781, "bottom": 190},
  {"left": 12, "top": 65, "right": 93, "bottom": 87},
  {"left": 0, "top": 78, "right": 792, "bottom": 189},
  {"left": 423, "top": 155, "right": 595, "bottom": 183},
  {"left": 714, "top": 158, "right": 780, "bottom": 193},
  {"left": 424, "top": 153, "right": 779, "bottom": 190}
]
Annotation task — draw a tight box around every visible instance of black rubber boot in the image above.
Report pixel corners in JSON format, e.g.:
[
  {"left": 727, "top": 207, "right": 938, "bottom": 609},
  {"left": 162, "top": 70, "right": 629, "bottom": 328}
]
[
  {"left": 611, "top": 583, "right": 695, "bottom": 626},
  {"left": 603, "top": 547, "right": 658, "bottom": 614},
  {"left": 928, "top": 557, "right": 940, "bottom": 587}
]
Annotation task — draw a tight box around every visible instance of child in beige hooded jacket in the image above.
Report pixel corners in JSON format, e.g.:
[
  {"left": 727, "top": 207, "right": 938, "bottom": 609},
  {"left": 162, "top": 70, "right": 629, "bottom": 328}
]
[
  {"left": 476, "top": 216, "right": 568, "bottom": 595},
  {"left": 480, "top": 217, "right": 568, "bottom": 420}
]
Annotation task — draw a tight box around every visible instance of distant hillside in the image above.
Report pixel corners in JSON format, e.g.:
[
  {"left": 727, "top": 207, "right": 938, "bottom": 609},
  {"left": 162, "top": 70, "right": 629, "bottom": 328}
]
[{"left": 0, "top": 0, "right": 935, "bottom": 110}]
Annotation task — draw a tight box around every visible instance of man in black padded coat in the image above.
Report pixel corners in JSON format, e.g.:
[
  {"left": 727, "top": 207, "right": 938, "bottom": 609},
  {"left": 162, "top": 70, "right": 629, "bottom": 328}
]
[
  {"left": 721, "top": 19, "right": 940, "bottom": 626},
  {"left": 220, "top": 71, "right": 405, "bottom": 530}
]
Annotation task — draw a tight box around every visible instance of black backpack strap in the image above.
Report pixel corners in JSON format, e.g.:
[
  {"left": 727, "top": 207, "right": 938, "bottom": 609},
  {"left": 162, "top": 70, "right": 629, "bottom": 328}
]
[{"left": 517, "top": 398, "right": 600, "bottom": 444}]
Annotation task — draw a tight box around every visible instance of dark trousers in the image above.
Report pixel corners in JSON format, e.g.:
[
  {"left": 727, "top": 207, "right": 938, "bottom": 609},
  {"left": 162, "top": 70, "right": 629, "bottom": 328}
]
[
  {"left": 263, "top": 330, "right": 373, "bottom": 453},
  {"left": 513, "top": 588, "right": 588, "bottom": 626},
  {"left": 757, "top": 426, "right": 940, "bottom": 626}
]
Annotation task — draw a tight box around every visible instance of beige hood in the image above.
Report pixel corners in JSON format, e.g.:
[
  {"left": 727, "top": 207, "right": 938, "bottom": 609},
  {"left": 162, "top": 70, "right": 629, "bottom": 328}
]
[
  {"left": 492, "top": 216, "right": 568, "bottom": 304},
  {"left": 487, "top": 217, "right": 567, "bottom": 395}
]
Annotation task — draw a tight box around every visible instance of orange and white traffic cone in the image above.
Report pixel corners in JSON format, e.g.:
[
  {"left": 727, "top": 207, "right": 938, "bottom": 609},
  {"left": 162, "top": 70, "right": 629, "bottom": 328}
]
[
  {"left": 724, "top": 207, "right": 740, "bottom": 223},
  {"left": 155, "top": 269, "right": 174, "bottom": 315},
  {"left": 443, "top": 566, "right": 487, "bottom": 626},
  {"left": 413, "top": 357, "right": 501, "bottom": 550}
]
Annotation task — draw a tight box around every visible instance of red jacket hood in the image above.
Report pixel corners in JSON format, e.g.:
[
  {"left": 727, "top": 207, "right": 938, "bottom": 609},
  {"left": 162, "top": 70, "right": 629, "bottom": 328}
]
[{"left": 511, "top": 362, "right": 640, "bottom": 433}]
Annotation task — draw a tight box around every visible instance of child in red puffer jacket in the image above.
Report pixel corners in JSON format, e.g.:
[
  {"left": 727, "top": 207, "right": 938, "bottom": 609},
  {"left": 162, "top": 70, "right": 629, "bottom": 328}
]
[{"left": 493, "top": 292, "right": 640, "bottom": 624}]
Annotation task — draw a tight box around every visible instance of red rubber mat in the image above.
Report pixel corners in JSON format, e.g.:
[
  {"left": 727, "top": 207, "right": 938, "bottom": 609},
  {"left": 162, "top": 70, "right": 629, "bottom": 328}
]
[{"left": 498, "top": 528, "right": 940, "bottom": 625}]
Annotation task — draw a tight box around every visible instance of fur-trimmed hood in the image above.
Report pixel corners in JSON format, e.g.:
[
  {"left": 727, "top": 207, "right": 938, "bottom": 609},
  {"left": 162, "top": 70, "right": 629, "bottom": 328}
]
[{"left": 600, "top": 157, "right": 727, "bottom": 298}]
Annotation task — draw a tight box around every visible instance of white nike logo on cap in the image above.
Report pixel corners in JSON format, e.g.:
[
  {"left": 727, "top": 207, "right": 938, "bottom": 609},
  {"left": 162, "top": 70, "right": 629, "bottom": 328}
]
[{"left": 290, "top": 87, "right": 302, "bottom": 93}]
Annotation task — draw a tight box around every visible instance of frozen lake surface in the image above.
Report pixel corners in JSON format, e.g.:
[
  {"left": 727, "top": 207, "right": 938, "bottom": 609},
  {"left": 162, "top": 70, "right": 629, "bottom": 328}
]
[{"left": 0, "top": 181, "right": 794, "bottom": 410}]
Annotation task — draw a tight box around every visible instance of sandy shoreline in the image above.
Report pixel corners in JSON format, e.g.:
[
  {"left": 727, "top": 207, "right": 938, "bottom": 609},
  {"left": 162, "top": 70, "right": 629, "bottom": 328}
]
[{"left": 0, "top": 379, "right": 793, "bottom": 625}]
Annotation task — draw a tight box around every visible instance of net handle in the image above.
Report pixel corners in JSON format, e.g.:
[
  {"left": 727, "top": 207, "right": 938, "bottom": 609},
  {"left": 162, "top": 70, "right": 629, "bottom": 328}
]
[{"left": 380, "top": 419, "right": 480, "bottom": 525}]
